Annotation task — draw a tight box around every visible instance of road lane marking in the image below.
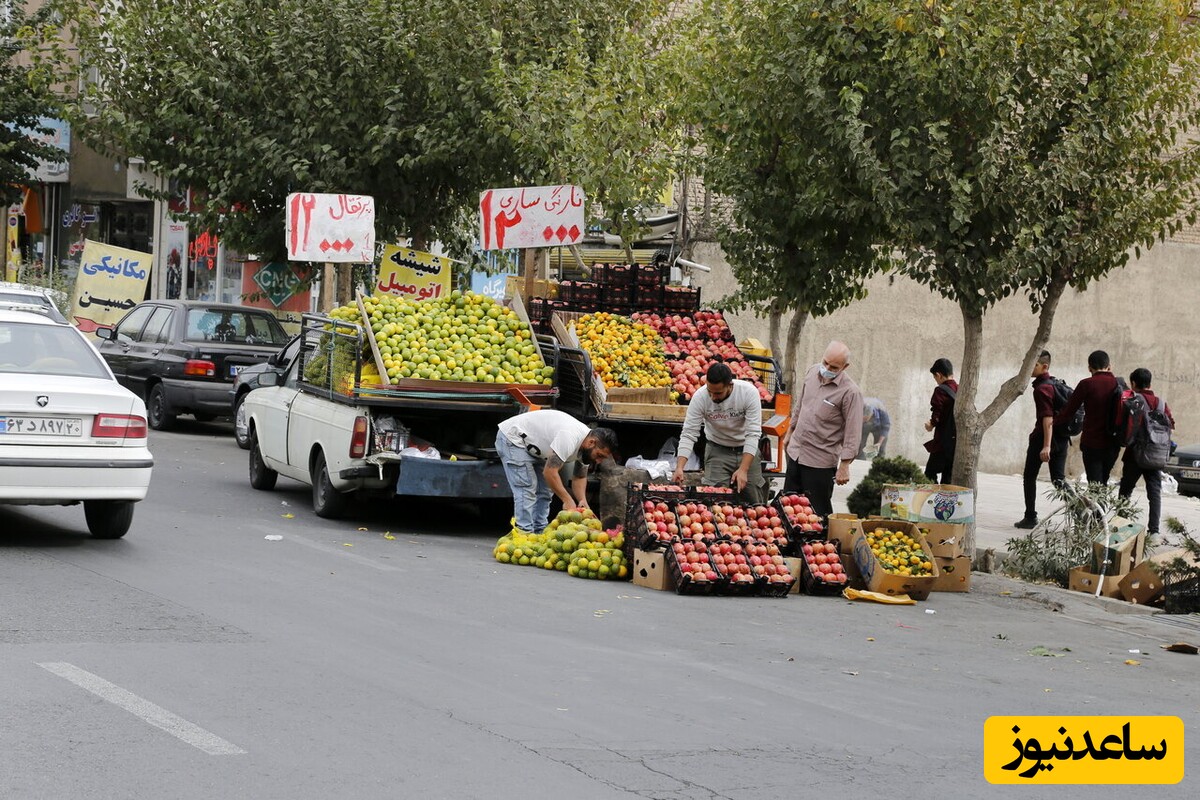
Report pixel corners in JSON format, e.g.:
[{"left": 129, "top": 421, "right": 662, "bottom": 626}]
[{"left": 37, "top": 662, "right": 246, "bottom": 755}]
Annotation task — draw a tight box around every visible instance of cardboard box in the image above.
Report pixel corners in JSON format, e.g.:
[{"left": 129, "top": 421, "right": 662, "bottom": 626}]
[
  {"left": 1068, "top": 565, "right": 1124, "bottom": 599},
  {"left": 880, "top": 484, "right": 975, "bottom": 524},
  {"left": 785, "top": 556, "right": 803, "bottom": 594},
  {"left": 826, "top": 513, "right": 860, "bottom": 542},
  {"left": 932, "top": 555, "right": 972, "bottom": 592},
  {"left": 633, "top": 548, "right": 673, "bottom": 591},
  {"left": 916, "top": 521, "right": 966, "bottom": 559},
  {"left": 1091, "top": 520, "right": 1147, "bottom": 576},
  {"left": 850, "top": 520, "right": 939, "bottom": 601},
  {"left": 1119, "top": 548, "right": 1200, "bottom": 605}
]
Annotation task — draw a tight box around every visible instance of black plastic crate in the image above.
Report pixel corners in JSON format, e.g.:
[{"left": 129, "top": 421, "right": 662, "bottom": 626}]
[
  {"left": 663, "top": 285, "right": 701, "bottom": 312},
  {"left": 594, "top": 263, "right": 635, "bottom": 287},
  {"left": 771, "top": 492, "right": 826, "bottom": 543},
  {"left": 664, "top": 537, "right": 727, "bottom": 595},
  {"left": 602, "top": 284, "right": 635, "bottom": 306},
  {"left": 633, "top": 284, "right": 664, "bottom": 309},
  {"left": 798, "top": 539, "right": 850, "bottom": 596}
]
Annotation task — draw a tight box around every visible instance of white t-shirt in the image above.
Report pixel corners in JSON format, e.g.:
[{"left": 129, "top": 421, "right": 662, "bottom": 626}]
[{"left": 498, "top": 409, "right": 589, "bottom": 464}]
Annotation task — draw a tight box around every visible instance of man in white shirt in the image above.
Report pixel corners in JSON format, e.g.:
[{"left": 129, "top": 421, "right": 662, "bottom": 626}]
[
  {"left": 671, "top": 363, "right": 765, "bottom": 503},
  {"left": 495, "top": 409, "right": 618, "bottom": 534}
]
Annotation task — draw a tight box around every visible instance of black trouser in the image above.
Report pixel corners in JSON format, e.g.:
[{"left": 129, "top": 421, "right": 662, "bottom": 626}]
[
  {"left": 1022, "top": 436, "right": 1068, "bottom": 519},
  {"left": 783, "top": 457, "right": 836, "bottom": 521},
  {"left": 1081, "top": 444, "right": 1120, "bottom": 485},
  {"left": 924, "top": 448, "right": 954, "bottom": 485},
  {"left": 1119, "top": 462, "right": 1163, "bottom": 534}
]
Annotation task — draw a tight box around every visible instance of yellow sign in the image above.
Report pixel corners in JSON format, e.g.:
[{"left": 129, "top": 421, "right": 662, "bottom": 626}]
[
  {"left": 375, "top": 245, "right": 453, "bottom": 302},
  {"left": 69, "top": 240, "right": 153, "bottom": 338},
  {"left": 984, "top": 716, "right": 1184, "bottom": 784}
]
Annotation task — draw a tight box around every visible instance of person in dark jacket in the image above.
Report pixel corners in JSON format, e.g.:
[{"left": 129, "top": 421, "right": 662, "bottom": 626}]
[
  {"left": 1053, "top": 349, "right": 1124, "bottom": 485},
  {"left": 1115, "top": 368, "right": 1175, "bottom": 535},
  {"left": 923, "top": 358, "right": 958, "bottom": 484},
  {"left": 1015, "top": 350, "right": 1069, "bottom": 529}
]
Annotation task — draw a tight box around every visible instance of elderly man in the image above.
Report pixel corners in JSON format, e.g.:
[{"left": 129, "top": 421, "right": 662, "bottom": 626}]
[{"left": 784, "top": 341, "right": 863, "bottom": 521}]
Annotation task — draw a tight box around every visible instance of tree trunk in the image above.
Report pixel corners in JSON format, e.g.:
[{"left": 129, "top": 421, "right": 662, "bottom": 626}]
[
  {"left": 336, "top": 265, "right": 353, "bottom": 307},
  {"left": 782, "top": 308, "right": 808, "bottom": 394},
  {"left": 952, "top": 274, "right": 1069, "bottom": 556}
]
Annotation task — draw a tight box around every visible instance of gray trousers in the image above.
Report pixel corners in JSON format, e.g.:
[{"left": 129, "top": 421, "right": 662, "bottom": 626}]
[{"left": 704, "top": 442, "right": 765, "bottom": 505}]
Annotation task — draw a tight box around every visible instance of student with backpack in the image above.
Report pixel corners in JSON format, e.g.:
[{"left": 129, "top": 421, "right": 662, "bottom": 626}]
[
  {"left": 1052, "top": 349, "right": 1126, "bottom": 485},
  {"left": 1116, "top": 368, "right": 1175, "bottom": 535},
  {"left": 1015, "top": 350, "right": 1070, "bottom": 529},
  {"left": 923, "top": 358, "right": 958, "bottom": 483}
]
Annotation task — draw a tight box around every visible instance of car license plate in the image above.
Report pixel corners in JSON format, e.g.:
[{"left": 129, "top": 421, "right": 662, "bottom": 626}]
[
  {"left": 0, "top": 416, "right": 83, "bottom": 436},
  {"left": 1182, "top": 470, "right": 1200, "bottom": 481},
  {"left": 229, "top": 365, "right": 244, "bottom": 378}
]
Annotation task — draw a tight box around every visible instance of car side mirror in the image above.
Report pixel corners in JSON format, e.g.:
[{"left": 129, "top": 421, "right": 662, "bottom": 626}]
[
  {"left": 259, "top": 371, "right": 280, "bottom": 387},
  {"left": 96, "top": 326, "right": 116, "bottom": 341}
]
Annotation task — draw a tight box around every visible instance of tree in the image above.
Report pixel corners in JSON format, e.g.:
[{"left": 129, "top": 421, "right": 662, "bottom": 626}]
[
  {"left": 1, "top": 2, "right": 67, "bottom": 206},
  {"left": 672, "top": 1, "right": 895, "bottom": 391},
  {"left": 38, "top": 0, "right": 677, "bottom": 265},
  {"left": 682, "top": 1, "right": 1200, "bottom": 554}
]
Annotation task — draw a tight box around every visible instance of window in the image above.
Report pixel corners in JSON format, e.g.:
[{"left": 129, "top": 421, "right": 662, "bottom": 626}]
[
  {"left": 0, "top": 322, "right": 111, "bottom": 379},
  {"left": 185, "top": 309, "right": 288, "bottom": 345},
  {"left": 140, "top": 307, "right": 174, "bottom": 344},
  {"left": 113, "top": 305, "right": 154, "bottom": 343}
]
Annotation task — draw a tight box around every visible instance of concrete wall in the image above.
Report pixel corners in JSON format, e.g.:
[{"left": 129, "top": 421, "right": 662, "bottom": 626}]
[{"left": 692, "top": 240, "right": 1200, "bottom": 475}]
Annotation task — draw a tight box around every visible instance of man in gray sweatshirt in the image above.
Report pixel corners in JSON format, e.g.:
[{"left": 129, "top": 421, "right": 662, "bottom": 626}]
[{"left": 671, "top": 362, "right": 765, "bottom": 503}]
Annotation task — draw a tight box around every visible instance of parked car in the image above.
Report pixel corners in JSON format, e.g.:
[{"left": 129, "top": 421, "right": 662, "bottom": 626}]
[
  {"left": 0, "top": 306, "right": 153, "bottom": 538},
  {"left": 1165, "top": 442, "right": 1200, "bottom": 498},
  {"left": 231, "top": 334, "right": 301, "bottom": 449},
  {"left": 95, "top": 300, "right": 290, "bottom": 431},
  {"left": 0, "top": 281, "right": 68, "bottom": 323}
]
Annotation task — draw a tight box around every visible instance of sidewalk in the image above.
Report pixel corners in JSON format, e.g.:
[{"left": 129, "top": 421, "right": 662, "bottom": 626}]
[{"left": 826, "top": 460, "right": 1200, "bottom": 556}]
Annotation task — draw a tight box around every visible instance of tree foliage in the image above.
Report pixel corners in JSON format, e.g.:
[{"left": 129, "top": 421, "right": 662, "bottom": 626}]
[
  {"left": 39, "top": 0, "right": 677, "bottom": 260},
  {"left": 1, "top": 2, "right": 67, "bottom": 206}
]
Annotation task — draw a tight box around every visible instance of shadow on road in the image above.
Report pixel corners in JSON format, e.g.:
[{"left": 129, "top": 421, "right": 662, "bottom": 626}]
[{"left": 0, "top": 507, "right": 102, "bottom": 548}]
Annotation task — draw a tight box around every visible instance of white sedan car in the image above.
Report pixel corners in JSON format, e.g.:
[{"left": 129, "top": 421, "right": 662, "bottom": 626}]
[{"left": 0, "top": 307, "right": 153, "bottom": 538}]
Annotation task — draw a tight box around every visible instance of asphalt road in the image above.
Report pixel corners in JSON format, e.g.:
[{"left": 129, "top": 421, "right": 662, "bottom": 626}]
[{"left": 2, "top": 422, "right": 1198, "bottom": 799}]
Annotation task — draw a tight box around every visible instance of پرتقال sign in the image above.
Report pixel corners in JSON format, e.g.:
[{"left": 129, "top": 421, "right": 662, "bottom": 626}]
[
  {"left": 285, "top": 193, "right": 376, "bottom": 263},
  {"left": 478, "top": 185, "right": 585, "bottom": 250}
]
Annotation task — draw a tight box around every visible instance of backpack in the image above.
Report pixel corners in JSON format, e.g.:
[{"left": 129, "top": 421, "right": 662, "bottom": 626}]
[
  {"left": 1124, "top": 393, "right": 1172, "bottom": 470},
  {"left": 1051, "top": 378, "right": 1084, "bottom": 437}
]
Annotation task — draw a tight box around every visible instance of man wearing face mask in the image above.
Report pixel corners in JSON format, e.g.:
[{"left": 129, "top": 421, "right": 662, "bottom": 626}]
[
  {"left": 495, "top": 410, "right": 618, "bottom": 534},
  {"left": 672, "top": 362, "right": 765, "bottom": 503},
  {"left": 784, "top": 341, "right": 863, "bottom": 521}
]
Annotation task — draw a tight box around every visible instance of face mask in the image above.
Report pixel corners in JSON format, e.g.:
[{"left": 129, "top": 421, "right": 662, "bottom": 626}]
[{"left": 819, "top": 366, "right": 839, "bottom": 381}]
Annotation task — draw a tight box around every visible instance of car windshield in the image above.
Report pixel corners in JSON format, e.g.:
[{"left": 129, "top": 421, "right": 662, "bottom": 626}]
[
  {"left": 185, "top": 308, "right": 289, "bottom": 346},
  {"left": 0, "top": 291, "right": 52, "bottom": 309},
  {"left": 0, "top": 321, "right": 111, "bottom": 379}
]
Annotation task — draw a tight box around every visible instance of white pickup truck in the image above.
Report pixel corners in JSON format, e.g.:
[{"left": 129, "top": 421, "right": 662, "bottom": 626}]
[{"left": 242, "top": 313, "right": 575, "bottom": 517}]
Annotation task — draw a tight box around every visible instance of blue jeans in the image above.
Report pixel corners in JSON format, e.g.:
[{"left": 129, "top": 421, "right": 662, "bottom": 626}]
[{"left": 496, "top": 432, "right": 552, "bottom": 534}]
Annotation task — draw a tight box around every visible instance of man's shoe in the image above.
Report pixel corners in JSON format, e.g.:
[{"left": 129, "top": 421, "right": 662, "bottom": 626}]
[{"left": 1013, "top": 517, "right": 1038, "bottom": 529}]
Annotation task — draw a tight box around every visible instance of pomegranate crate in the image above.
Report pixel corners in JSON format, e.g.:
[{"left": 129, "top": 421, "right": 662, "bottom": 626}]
[
  {"left": 772, "top": 492, "right": 826, "bottom": 543},
  {"left": 734, "top": 538, "right": 796, "bottom": 597},
  {"left": 798, "top": 539, "right": 850, "bottom": 596},
  {"left": 663, "top": 285, "right": 701, "bottom": 312},
  {"left": 664, "top": 536, "right": 728, "bottom": 595},
  {"left": 707, "top": 539, "right": 767, "bottom": 596},
  {"left": 594, "top": 263, "right": 634, "bottom": 287}
]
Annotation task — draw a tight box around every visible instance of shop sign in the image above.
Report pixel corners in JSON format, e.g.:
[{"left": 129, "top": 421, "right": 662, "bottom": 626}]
[
  {"left": 479, "top": 184, "right": 585, "bottom": 250},
  {"left": 376, "top": 245, "right": 454, "bottom": 302},
  {"left": 69, "top": 240, "right": 152, "bottom": 337},
  {"left": 253, "top": 261, "right": 304, "bottom": 307}
]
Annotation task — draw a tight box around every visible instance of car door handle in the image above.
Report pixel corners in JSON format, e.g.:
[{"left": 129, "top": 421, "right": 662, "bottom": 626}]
[{"left": 151, "top": 349, "right": 161, "bottom": 356}]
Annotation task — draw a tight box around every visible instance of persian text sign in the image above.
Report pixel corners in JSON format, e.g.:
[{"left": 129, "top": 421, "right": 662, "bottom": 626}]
[
  {"left": 285, "top": 193, "right": 376, "bottom": 263},
  {"left": 479, "top": 185, "right": 585, "bottom": 250},
  {"left": 376, "top": 245, "right": 454, "bottom": 302},
  {"left": 983, "top": 716, "right": 1183, "bottom": 784},
  {"left": 70, "top": 240, "right": 152, "bottom": 338}
]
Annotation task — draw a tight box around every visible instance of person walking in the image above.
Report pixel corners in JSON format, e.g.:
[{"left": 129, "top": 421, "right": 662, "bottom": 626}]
[
  {"left": 783, "top": 341, "right": 863, "bottom": 521},
  {"left": 923, "top": 358, "right": 958, "bottom": 484},
  {"left": 671, "top": 362, "right": 765, "bottom": 503},
  {"left": 1053, "top": 349, "right": 1124, "bottom": 485},
  {"left": 495, "top": 410, "right": 617, "bottom": 534},
  {"left": 1116, "top": 368, "right": 1175, "bottom": 535},
  {"left": 1014, "top": 350, "right": 1069, "bottom": 529},
  {"left": 859, "top": 398, "right": 891, "bottom": 459}
]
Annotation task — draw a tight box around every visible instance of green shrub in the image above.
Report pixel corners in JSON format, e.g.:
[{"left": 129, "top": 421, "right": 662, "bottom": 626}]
[{"left": 845, "top": 455, "right": 927, "bottom": 518}]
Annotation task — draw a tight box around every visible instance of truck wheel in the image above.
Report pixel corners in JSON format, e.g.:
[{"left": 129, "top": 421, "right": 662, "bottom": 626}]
[
  {"left": 147, "top": 384, "right": 177, "bottom": 431},
  {"left": 249, "top": 434, "right": 278, "bottom": 490},
  {"left": 311, "top": 450, "right": 347, "bottom": 519},
  {"left": 233, "top": 393, "right": 251, "bottom": 450},
  {"left": 84, "top": 500, "right": 134, "bottom": 539}
]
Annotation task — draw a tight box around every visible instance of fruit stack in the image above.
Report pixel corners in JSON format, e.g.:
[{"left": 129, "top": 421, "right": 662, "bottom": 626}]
[
  {"left": 558, "top": 280, "right": 600, "bottom": 312},
  {"left": 493, "top": 509, "right": 629, "bottom": 580},
  {"left": 663, "top": 285, "right": 701, "bottom": 312},
  {"left": 864, "top": 525, "right": 936, "bottom": 578},
  {"left": 594, "top": 264, "right": 636, "bottom": 312},
  {"left": 665, "top": 538, "right": 725, "bottom": 594},
  {"left": 739, "top": 539, "right": 796, "bottom": 596},
  {"left": 633, "top": 263, "right": 668, "bottom": 309},
  {"left": 772, "top": 492, "right": 826, "bottom": 538},
  {"left": 573, "top": 313, "right": 675, "bottom": 394},
  {"left": 706, "top": 539, "right": 763, "bottom": 595},
  {"left": 632, "top": 311, "right": 772, "bottom": 403},
  {"left": 798, "top": 540, "right": 849, "bottom": 595}
]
